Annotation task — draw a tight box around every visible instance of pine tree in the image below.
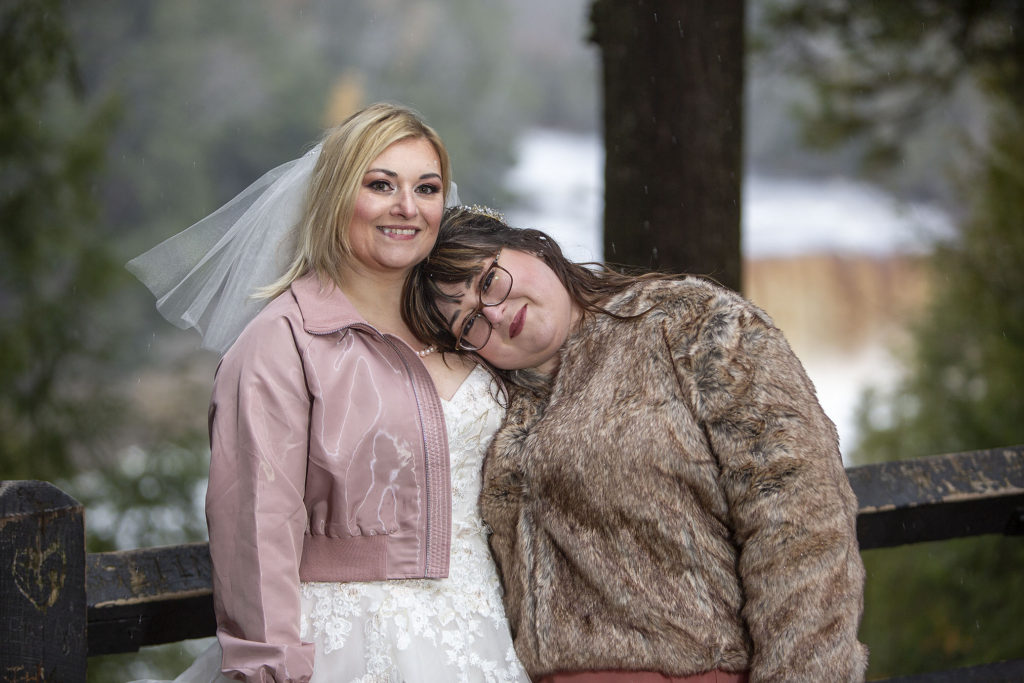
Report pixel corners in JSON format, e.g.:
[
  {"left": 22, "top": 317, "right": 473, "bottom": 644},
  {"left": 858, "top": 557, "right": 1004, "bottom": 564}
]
[
  {"left": 0, "top": 0, "right": 121, "bottom": 483},
  {"left": 852, "top": 108, "right": 1024, "bottom": 676},
  {"left": 755, "top": 1, "right": 1024, "bottom": 675}
]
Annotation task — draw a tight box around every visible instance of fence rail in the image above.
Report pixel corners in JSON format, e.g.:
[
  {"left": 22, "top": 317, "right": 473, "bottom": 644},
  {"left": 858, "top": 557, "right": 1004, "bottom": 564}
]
[{"left": 3, "top": 445, "right": 1023, "bottom": 681}]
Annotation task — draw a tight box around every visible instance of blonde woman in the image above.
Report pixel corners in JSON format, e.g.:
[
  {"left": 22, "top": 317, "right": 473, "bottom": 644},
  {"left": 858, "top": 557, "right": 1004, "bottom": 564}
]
[{"left": 130, "top": 105, "right": 527, "bottom": 683}]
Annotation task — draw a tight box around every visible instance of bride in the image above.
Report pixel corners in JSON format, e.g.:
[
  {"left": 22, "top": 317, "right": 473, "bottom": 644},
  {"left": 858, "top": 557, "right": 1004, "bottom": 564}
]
[{"left": 128, "top": 103, "right": 527, "bottom": 683}]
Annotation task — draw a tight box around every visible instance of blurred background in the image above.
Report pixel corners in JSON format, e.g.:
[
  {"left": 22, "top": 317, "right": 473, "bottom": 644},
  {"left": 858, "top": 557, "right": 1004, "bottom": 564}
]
[{"left": 3, "top": 0, "right": 1022, "bottom": 679}]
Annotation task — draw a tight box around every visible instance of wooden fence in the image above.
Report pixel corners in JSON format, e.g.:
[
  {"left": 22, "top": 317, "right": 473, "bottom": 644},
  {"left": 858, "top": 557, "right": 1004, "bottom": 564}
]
[{"left": 2, "top": 445, "right": 1023, "bottom": 681}]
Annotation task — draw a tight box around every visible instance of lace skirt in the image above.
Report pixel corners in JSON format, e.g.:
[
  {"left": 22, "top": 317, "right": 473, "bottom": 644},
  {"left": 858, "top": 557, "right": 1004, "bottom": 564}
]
[
  {"left": 150, "top": 529, "right": 527, "bottom": 683},
  {"left": 301, "top": 523, "right": 526, "bottom": 681}
]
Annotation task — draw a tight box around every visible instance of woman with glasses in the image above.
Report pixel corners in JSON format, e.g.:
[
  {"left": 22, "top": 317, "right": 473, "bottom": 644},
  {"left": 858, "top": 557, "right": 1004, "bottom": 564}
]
[{"left": 403, "top": 206, "right": 869, "bottom": 683}]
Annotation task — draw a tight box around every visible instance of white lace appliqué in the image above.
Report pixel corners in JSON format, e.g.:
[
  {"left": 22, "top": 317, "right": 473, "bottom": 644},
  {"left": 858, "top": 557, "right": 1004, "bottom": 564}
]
[{"left": 299, "top": 367, "right": 527, "bottom": 683}]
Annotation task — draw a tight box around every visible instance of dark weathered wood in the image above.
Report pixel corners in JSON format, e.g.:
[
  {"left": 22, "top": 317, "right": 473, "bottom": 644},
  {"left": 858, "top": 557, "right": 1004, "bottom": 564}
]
[
  {"left": 70, "top": 445, "right": 1024, "bottom": 658},
  {"left": 591, "top": 0, "right": 745, "bottom": 291},
  {"left": 0, "top": 481, "right": 87, "bottom": 682},
  {"left": 85, "top": 542, "right": 215, "bottom": 655},
  {"left": 847, "top": 445, "right": 1024, "bottom": 550},
  {"left": 873, "top": 657, "right": 1024, "bottom": 682}
]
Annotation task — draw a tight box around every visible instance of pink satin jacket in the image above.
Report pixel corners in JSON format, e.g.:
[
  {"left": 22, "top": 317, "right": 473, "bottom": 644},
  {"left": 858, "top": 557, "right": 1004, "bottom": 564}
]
[{"left": 206, "top": 273, "right": 450, "bottom": 683}]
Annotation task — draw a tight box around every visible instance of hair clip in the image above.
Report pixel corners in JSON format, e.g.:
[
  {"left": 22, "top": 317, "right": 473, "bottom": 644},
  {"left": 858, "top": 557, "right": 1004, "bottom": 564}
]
[{"left": 460, "top": 204, "right": 505, "bottom": 222}]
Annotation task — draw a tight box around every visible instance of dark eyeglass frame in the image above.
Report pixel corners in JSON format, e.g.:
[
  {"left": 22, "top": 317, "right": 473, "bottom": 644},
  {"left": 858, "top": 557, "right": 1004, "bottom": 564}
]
[{"left": 454, "top": 251, "right": 513, "bottom": 351}]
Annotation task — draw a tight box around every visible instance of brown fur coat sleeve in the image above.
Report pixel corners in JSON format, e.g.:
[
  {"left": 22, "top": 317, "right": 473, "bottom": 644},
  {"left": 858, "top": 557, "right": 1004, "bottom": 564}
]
[
  {"left": 480, "top": 383, "right": 547, "bottom": 639},
  {"left": 665, "top": 283, "right": 868, "bottom": 681}
]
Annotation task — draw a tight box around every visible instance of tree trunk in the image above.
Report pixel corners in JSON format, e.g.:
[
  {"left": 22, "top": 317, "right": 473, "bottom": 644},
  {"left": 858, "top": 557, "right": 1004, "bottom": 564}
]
[{"left": 591, "top": 0, "right": 745, "bottom": 292}]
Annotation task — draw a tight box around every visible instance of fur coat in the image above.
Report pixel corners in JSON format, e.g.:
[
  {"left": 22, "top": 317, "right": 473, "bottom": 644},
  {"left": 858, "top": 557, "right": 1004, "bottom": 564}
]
[{"left": 481, "top": 277, "right": 868, "bottom": 682}]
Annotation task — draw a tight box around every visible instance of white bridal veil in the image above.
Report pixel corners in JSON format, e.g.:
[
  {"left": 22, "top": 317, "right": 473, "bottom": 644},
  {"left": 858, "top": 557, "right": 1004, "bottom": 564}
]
[
  {"left": 127, "top": 145, "right": 458, "bottom": 355},
  {"left": 127, "top": 146, "right": 320, "bottom": 355}
]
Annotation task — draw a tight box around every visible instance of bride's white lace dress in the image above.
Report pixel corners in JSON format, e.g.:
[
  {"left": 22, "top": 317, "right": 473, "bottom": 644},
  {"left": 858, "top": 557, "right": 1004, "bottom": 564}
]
[{"left": 153, "top": 366, "right": 527, "bottom": 683}]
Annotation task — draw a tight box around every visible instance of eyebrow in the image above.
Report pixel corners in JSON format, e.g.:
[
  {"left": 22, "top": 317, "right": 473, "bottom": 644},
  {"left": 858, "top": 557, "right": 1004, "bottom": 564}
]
[
  {"left": 444, "top": 273, "right": 482, "bottom": 330},
  {"left": 443, "top": 257, "right": 497, "bottom": 331},
  {"left": 446, "top": 307, "right": 461, "bottom": 331},
  {"left": 445, "top": 291, "right": 473, "bottom": 331},
  {"left": 365, "top": 168, "right": 442, "bottom": 182}
]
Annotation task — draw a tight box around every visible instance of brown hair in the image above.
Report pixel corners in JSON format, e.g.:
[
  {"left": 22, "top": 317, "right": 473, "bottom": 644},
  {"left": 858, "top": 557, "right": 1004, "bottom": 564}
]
[
  {"left": 403, "top": 206, "right": 674, "bottom": 390},
  {"left": 263, "top": 102, "right": 451, "bottom": 298}
]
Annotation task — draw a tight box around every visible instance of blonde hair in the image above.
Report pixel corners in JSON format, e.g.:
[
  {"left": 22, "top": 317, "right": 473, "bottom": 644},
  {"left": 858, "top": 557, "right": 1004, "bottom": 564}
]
[{"left": 263, "top": 102, "right": 451, "bottom": 298}]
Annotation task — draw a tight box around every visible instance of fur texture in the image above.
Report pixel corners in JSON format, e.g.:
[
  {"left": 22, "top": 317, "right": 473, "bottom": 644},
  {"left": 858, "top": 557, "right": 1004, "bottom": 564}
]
[{"left": 481, "top": 278, "right": 868, "bottom": 681}]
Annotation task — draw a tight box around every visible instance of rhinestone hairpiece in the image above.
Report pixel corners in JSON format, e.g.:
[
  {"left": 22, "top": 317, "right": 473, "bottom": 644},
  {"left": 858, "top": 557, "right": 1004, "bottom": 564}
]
[{"left": 460, "top": 204, "right": 505, "bottom": 221}]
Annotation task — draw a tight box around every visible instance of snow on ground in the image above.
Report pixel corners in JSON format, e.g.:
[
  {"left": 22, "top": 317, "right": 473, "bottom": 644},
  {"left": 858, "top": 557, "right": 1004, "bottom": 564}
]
[
  {"left": 744, "top": 175, "right": 953, "bottom": 258},
  {"left": 501, "top": 128, "right": 949, "bottom": 453},
  {"left": 503, "top": 129, "right": 605, "bottom": 263}
]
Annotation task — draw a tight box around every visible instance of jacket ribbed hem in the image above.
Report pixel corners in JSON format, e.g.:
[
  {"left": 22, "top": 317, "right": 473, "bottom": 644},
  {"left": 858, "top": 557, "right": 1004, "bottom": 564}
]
[{"left": 298, "top": 534, "right": 388, "bottom": 582}]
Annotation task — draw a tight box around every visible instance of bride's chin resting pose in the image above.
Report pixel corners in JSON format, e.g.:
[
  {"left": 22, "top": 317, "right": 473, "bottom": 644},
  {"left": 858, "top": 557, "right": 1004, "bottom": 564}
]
[
  {"left": 402, "top": 207, "right": 870, "bottom": 683},
  {"left": 128, "top": 105, "right": 528, "bottom": 683}
]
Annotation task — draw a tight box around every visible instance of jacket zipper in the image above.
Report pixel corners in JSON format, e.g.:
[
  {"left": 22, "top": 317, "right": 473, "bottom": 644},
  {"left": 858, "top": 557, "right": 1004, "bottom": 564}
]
[{"left": 380, "top": 334, "right": 434, "bottom": 576}]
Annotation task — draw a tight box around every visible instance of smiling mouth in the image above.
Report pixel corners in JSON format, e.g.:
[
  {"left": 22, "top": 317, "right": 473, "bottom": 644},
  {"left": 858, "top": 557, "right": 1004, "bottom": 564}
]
[
  {"left": 378, "top": 226, "right": 419, "bottom": 238},
  {"left": 509, "top": 305, "right": 526, "bottom": 338}
]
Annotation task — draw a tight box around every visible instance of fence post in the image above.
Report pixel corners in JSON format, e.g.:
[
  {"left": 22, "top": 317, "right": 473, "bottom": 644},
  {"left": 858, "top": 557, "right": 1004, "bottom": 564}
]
[{"left": 0, "top": 481, "right": 86, "bottom": 683}]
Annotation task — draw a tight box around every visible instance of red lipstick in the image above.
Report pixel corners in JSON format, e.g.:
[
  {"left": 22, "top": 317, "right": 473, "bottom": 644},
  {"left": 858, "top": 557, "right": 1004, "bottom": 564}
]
[{"left": 509, "top": 305, "right": 526, "bottom": 338}]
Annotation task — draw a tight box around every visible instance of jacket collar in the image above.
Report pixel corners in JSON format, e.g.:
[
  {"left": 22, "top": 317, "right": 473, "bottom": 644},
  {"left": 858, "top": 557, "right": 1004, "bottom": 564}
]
[{"left": 290, "top": 272, "right": 368, "bottom": 334}]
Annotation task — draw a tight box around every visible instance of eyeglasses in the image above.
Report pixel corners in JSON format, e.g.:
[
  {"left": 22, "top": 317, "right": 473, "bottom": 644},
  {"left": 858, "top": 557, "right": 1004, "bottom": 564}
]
[{"left": 454, "top": 251, "right": 513, "bottom": 351}]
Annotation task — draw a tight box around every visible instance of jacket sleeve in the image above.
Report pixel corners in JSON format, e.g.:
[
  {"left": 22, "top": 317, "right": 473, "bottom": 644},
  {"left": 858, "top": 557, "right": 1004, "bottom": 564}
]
[
  {"left": 207, "top": 311, "right": 315, "bottom": 683},
  {"left": 479, "top": 385, "right": 548, "bottom": 633},
  {"left": 668, "top": 287, "right": 868, "bottom": 682}
]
